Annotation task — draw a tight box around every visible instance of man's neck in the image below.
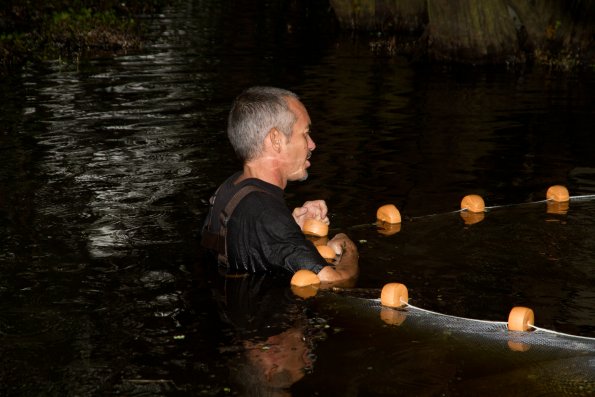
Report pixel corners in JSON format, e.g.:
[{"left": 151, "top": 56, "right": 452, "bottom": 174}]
[{"left": 240, "top": 160, "right": 287, "bottom": 189}]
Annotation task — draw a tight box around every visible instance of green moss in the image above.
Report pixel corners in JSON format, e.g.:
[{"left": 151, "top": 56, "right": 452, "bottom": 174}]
[
  {"left": 40, "top": 8, "right": 140, "bottom": 57},
  {"left": 0, "top": 0, "right": 171, "bottom": 75}
]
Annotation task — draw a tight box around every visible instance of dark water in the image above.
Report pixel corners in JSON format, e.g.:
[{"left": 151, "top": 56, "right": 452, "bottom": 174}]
[{"left": 1, "top": 1, "right": 594, "bottom": 395}]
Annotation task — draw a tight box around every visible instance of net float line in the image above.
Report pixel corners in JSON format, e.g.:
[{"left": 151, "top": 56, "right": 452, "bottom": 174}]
[
  {"left": 341, "top": 186, "right": 595, "bottom": 232},
  {"left": 378, "top": 282, "right": 595, "bottom": 343},
  {"left": 293, "top": 186, "right": 595, "bottom": 342},
  {"left": 291, "top": 272, "right": 595, "bottom": 348},
  {"left": 380, "top": 282, "right": 527, "bottom": 331}
]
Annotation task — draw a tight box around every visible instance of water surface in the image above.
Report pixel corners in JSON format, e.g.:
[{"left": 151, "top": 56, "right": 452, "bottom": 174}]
[{"left": 1, "top": 1, "right": 594, "bottom": 395}]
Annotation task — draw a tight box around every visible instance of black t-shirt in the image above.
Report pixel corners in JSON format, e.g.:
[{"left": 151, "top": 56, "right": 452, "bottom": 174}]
[{"left": 202, "top": 172, "right": 326, "bottom": 274}]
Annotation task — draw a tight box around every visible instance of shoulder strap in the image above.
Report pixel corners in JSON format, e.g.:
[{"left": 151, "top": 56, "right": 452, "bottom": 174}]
[
  {"left": 220, "top": 185, "right": 264, "bottom": 226},
  {"left": 201, "top": 185, "right": 269, "bottom": 266}
]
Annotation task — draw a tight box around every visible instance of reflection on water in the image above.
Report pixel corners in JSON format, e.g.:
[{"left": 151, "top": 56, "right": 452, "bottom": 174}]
[
  {"left": 33, "top": 39, "right": 213, "bottom": 257},
  {"left": 213, "top": 273, "right": 327, "bottom": 397},
  {"left": 1, "top": 0, "right": 594, "bottom": 395}
]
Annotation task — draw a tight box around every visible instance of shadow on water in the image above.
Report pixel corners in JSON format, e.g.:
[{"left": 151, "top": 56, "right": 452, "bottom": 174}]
[{"left": 0, "top": 0, "right": 594, "bottom": 395}]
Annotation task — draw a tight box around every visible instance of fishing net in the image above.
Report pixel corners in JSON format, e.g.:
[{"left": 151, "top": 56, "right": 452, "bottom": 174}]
[{"left": 295, "top": 193, "right": 595, "bottom": 395}]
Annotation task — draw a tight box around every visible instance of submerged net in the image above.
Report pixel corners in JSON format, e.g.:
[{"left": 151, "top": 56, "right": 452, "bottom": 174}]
[
  {"left": 303, "top": 289, "right": 595, "bottom": 396},
  {"left": 371, "top": 299, "right": 595, "bottom": 352},
  {"left": 299, "top": 194, "right": 595, "bottom": 394},
  {"left": 342, "top": 193, "right": 595, "bottom": 337}
]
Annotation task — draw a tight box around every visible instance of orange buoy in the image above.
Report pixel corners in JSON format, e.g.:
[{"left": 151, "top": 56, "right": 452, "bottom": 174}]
[
  {"left": 507, "top": 340, "right": 531, "bottom": 352},
  {"left": 291, "top": 284, "right": 319, "bottom": 299},
  {"left": 380, "top": 283, "right": 409, "bottom": 308},
  {"left": 290, "top": 269, "right": 321, "bottom": 299},
  {"left": 380, "top": 307, "right": 408, "bottom": 326},
  {"left": 303, "top": 218, "right": 329, "bottom": 237},
  {"left": 377, "top": 204, "right": 401, "bottom": 224},
  {"left": 290, "top": 269, "right": 321, "bottom": 287},
  {"left": 546, "top": 185, "right": 570, "bottom": 202},
  {"left": 316, "top": 245, "right": 336, "bottom": 261},
  {"left": 377, "top": 222, "right": 402, "bottom": 236},
  {"left": 507, "top": 306, "right": 535, "bottom": 332},
  {"left": 546, "top": 200, "right": 569, "bottom": 215},
  {"left": 309, "top": 236, "right": 329, "bottom": 246},
  {"left": 460, "top": 194, "right": 485, "bottom": 213},
  {"left": 459, "top": 211, "right": 485, "bottom": 225}
]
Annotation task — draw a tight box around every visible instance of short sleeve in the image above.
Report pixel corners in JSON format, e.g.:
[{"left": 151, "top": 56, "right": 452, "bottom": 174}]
[
  {"left": 256, "top": 208, "right": 327, "bottom": 273},
  {"left": 227, "top": 192, "right": 327, "bottom": 274}
]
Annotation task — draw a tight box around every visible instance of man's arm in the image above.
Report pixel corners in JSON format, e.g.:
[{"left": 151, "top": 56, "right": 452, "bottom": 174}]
[{"left": 317, "top": 233, "right": 358, "bottom": 286}]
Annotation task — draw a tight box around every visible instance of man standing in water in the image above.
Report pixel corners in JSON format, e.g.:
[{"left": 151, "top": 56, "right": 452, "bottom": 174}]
[{"left": 202, "top": 86, "right": 358, "bottom": 284}]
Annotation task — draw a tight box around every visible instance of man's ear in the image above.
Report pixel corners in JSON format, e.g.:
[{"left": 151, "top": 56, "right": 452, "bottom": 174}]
[{"left": 268, "top": 128, "right": 282, "bottom": 153}]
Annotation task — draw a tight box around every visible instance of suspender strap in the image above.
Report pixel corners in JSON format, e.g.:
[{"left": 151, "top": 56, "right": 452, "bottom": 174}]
[{"left": 201, "top": 185, "right": 268, "bottom": 265}]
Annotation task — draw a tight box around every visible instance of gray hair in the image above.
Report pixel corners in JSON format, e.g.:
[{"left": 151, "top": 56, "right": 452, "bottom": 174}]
[{"left": 227, "top": 86, "right": 299, "bottom": 162}]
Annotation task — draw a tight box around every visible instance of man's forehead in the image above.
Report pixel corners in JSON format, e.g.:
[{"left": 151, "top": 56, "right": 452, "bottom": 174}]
[
  {"left": 285, "top": 96, "right": 304, "bottom": 110},
  {"left": 286, "top": 97, "right": 310, "bottom": 125}
]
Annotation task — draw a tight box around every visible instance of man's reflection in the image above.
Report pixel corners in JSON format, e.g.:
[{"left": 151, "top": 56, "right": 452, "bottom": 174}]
[{"left": 213, "top": 272, "right": 324, "bottom": 396}]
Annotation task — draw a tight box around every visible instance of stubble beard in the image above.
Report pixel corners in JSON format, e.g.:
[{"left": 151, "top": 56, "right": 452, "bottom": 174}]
[{"left": 299, "top": 151, "right": 311, "bottom": 182}]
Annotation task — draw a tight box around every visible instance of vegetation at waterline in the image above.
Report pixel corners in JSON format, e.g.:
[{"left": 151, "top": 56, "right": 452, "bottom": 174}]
[
  {"left": 329, "top": 0, "right": 595, "bottom": 70},
  {"left": 0, "top": 0, "right": 171, "bottom": 75}
]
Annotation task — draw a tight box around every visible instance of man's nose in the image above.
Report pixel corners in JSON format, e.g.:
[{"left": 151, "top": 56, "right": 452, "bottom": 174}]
[{"left": 307, "top": 135, "right": 316, "bottom": 151}]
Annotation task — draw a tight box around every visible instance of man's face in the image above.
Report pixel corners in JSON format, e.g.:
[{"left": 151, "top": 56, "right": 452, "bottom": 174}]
[
  {"left": 245, "top": 327, "right": 313, "bottom": 387},
  {"left": 282, "top": 97, "right": 316, "bottom": 182}
]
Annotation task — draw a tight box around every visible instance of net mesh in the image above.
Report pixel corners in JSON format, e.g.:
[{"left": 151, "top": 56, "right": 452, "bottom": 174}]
[
  {"left": 301, "top": 195, "right": 595, "bottom": 394},
  {"left": 366, "top": 299, "right": 595, "bottom": 352}
]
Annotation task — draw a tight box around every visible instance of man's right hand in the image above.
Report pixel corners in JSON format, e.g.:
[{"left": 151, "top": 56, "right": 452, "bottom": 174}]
[
  {"left": 318, "top": 233, "right": 359, "bottom": 286},
  {"left": 327, "top": 233, "right": 357, "bottom": 257}
]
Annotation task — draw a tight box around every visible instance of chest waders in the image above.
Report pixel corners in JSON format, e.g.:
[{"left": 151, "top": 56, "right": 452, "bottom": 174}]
[{"left": 201, "top": 185, "right": 268, "bottom": 266}]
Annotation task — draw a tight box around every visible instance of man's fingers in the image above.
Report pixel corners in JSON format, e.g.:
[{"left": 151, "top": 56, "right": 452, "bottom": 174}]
[
  {"left": 293, "top": 207, "right": 307, "bottom": 217},
  {"left": 302, "top": 200, "right": 328, "bottom": 219},
  {"left": 327, "top": 235, "right": 347, "bottom": 255}
]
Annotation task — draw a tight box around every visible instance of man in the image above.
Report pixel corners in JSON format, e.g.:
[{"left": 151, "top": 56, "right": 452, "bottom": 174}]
[{"left": 201, "top": 86, "right": 358, "bottom": 284}]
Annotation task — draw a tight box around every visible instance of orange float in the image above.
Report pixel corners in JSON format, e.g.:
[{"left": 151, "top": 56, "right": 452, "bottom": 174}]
[
  {"left": 507, "top": 340, "right": 531, "bottom": 352},
  {"left": 303, "top": 218, "right": 329, "bottom": 237},
  {"left": 377, "top": 222, "right": 402, "bottom": 236},
  {"left": 291, "top": 285, "right": 318, "bottom": 299},
  {"left": 459, "top": 210, "right": 485, "bottom": 225},
  {"left": 507, "top": 306, "right": 535, "bottom": 332},
  {"left": 376, "top": 204, "right": 401, "bottom": 224},
  {"left": 290, "top": 269, "right": 321, "bottom": 287},
  {"left": 316, "top": 245, "right": 336, "bottom": 261},
  {"left": 291, "top": 284, "right": 319, "bottom": 299},
  {"left": 380, "top": 283, "right": 409, "bottom": 308},
  {"left": 309, "top": 236, "right": 329, "bottom": 246},
  {"left": 460, "top": 194, "right": 485, "bottom": 213},
  {"left": 380, "top": 307, "right": 408, "bottom": 326},
  {"left": 546, "top": 200, "right": 569, "bottom": 215},
  {"left": 546, "top": 185, "right": 570, "bottom": 202},
  {"left": 290, "top": 270, "right": 320, "bottom": 299}
]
